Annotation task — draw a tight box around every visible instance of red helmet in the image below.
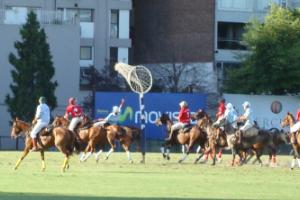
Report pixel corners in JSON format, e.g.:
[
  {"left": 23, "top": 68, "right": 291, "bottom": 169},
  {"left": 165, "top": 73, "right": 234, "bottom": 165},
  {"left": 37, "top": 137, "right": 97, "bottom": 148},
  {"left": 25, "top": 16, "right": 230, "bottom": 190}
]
[{"left": 68, "top": 97, "right": 75, "bottom": 105}]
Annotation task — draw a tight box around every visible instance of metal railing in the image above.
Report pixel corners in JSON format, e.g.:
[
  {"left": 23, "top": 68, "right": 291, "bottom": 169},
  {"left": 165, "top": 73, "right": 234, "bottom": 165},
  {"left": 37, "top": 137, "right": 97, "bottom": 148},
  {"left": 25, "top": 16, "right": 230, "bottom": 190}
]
[{"left": 0, "top": 9, "right": 78, "bottom": 25}]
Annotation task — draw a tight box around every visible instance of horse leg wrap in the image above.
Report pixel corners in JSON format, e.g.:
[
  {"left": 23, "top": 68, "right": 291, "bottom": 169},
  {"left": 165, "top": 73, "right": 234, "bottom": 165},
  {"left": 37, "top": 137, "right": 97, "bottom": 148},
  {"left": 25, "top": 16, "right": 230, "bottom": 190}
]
[
  {"left": 95, "top": 150, "right": 103, "bottom": 161},
  {"left": 14, "top": 158, "right": 22, "bottom": 170},
  {"left": 126, "top": 151, "right": 132, "bottom": 162},
  {"left": 160, "top": 147, "right": 165, "bottom": 154},
  {"left": 291, "top": 159, "right": 296, "bottom": 169},
  {"left": 41, "top": 161, "right": 46, "bottom": 171},
  {"left": 297, "top": 159, "right": 300, "bottom": 168}
]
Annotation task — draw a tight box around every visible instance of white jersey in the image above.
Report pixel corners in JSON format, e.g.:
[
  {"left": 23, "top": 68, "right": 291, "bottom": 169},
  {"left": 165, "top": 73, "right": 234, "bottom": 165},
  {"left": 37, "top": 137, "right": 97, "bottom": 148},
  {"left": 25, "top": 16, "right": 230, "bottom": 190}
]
[
  {"left": 105, "top": 112, "right": 120, "bottom": 125},
  {"left": 35, "top": 103, "right": 50, "bottom": 124},
  {"left": 242, "top": 107, "right": 254, "bottom": 126}
]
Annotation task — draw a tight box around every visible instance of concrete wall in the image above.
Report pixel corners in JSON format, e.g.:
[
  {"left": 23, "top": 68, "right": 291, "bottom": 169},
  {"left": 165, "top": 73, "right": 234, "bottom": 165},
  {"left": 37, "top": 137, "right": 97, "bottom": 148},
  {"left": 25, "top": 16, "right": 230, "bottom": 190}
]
[{"left": 0, "top": 24, "right": 80, "bottom": 140}]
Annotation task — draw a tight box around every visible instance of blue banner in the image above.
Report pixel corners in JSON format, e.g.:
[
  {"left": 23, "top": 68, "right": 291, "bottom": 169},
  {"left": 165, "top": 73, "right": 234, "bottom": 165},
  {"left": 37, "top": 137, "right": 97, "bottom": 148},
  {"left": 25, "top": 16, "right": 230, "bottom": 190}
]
[{"left": 95, "top": 92, "right": 206, "bottom": 140}]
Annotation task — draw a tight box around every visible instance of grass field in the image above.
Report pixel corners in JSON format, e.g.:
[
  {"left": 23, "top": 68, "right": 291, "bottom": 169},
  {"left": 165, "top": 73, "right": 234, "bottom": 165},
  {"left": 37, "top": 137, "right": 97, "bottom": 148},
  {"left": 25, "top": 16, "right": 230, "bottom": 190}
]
[{"left": 0, "top": 151, "right": 300, "bottom": 200}]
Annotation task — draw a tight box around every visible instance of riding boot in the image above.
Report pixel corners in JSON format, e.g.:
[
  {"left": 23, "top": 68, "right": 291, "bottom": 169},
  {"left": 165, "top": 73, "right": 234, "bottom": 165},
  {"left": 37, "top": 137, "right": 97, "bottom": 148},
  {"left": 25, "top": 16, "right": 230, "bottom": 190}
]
[
  {"left": 165, "top": 130, "right": 174, "bottom": 142},
  {"left": 31, "top": 138, "right": 41, "bottom": 151}
]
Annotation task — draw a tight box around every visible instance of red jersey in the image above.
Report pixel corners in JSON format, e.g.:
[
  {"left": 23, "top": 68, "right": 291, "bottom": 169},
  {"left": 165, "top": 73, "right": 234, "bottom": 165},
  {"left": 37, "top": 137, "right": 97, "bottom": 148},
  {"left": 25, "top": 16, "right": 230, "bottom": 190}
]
[
  {"left": 178, "top": 107, "right": 191, "bottom": 124},
  {"left": 216, "top": 102, "right": 225, "bottom": 119},
  {"left": 65, "top": 105, "right": 83, "bottom": 118},
  {"left": 296, "top": 109, "right": 300, "bottom": 121}
]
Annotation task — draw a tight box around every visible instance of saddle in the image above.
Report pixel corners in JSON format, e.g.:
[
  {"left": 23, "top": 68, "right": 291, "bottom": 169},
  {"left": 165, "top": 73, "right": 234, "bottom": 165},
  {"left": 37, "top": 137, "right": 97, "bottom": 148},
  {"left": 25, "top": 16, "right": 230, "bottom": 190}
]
[
  {"left": 181, "top": 124, "right": 193, "bottom": 133},
  {"left": 243, "top": 127, "right": 259, "bottom": 138}
]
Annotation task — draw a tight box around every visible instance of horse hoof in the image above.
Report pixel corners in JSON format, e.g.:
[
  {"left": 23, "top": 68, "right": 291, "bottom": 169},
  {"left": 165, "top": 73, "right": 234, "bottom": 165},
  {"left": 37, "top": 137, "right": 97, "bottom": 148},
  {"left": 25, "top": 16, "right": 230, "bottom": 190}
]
[
  {"left": 140, "top": 160, "right": 145, "bottom": 164},
  {"left": 162, "top": 154, "right": 166, "bottom": 159},
  {"left": 129, "top": 160, "right": 134, "bottom": 164},
  {"left": 105, "top": 156, "right": 109, "bottom": 160},
  {"left": 167, "top": 156, "right": 170, "bottom": 160},
  {"left": 178, "top": 160, "right": 183, "bottom": 164}
]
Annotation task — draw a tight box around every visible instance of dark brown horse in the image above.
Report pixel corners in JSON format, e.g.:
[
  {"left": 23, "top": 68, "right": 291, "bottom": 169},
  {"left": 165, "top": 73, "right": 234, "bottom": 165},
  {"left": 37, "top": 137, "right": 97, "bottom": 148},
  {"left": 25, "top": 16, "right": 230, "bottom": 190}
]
[
  {"left": 281, "top": 112, "right": 300, "bottom": 169},
  {"left": 155, "top": 113, "right": 207, "bottom": 163},
  {"left": 11, "top": 118, "right": 76, "bottom": 172},
  {"left": 193, "top": 110, "right": 227, "bottom": 165},
  {"left": 105, "top": 125, "right": 144, "bottom": 163},
  {"left": 216, "top": 116, "right": 280, "bottom": 166}
]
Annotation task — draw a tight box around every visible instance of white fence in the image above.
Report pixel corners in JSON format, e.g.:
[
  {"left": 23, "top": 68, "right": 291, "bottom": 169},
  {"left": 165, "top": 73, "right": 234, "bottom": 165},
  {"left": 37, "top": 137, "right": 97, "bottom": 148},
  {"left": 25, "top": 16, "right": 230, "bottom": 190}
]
[{"left": 224, "top": 93, "right": 300, "bottom": 129}]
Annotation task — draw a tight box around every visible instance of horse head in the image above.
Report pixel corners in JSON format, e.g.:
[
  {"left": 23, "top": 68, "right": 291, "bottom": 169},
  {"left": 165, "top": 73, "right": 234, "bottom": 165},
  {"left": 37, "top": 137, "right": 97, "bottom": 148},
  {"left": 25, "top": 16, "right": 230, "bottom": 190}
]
[
  {"left": 192, "top": 109, "right": 207, "bottom": 121},
  {"left": 11, "top": 118, "right": 30, "bottom": 139},
  {"left": 52, "top": 115, "right": 69, "bottom": 127},
  {"left": 155, "top": 113, "right": 171, "bottom": 126},
  {"left": 281, "top": 112, "right": 295, "bottom": 128}
]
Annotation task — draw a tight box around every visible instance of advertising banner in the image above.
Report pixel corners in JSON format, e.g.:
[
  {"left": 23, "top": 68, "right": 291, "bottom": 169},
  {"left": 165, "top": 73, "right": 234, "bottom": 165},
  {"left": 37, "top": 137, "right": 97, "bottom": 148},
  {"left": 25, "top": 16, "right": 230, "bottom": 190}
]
[{"left": 95, "top": 92, "right": 206, "bottom": 140}]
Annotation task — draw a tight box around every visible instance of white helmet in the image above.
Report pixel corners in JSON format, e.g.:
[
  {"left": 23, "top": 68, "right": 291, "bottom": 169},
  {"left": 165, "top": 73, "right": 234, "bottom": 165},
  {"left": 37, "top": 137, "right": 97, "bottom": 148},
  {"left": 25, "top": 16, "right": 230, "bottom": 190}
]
[
  {"left": 179, "top": 101, "right": 188, "bottom": 107},
  {"left": 242, "top": 101, "right": 250, "bottom": 108},
  {"left": 112, "top": 106, "right": 119, "bottom": 113},
  {"left": 226, "top": 103, "right": 233, "bottom": 110}
]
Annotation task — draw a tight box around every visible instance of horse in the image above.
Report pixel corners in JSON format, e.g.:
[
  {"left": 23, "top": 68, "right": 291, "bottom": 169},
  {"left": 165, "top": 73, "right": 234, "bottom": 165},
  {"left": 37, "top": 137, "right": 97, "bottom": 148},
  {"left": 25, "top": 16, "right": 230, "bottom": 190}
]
[
  {"left": 53, "top": 115, "right": 144, "bottom": 163},
  {"left": 192, "top": 110, "right": 227, "bottom": 165},
  {"left": 105, "top": 124, "right": 144, "bottom": 163},
  {"left": 52, "top": 115, "right": 107, "bottom": 162},
  {"left": 281, "top": 112, "right": 300, "bottom": 169},
  {"left": 11, "top": 118, "right": 77, "bottom": 172},
  {"left": 155, "top": 113, "right": 207, "bottom": 163},
  {"left": 216, "top": 117, "right": 280, "bottom": 166}
]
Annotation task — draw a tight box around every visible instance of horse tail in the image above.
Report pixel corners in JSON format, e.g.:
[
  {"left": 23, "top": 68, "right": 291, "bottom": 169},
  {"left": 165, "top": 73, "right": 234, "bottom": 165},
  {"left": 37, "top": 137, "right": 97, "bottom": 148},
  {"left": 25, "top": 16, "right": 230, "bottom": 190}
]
[{"left": 133, "top": 127, "right": 142, "bottom": 152}]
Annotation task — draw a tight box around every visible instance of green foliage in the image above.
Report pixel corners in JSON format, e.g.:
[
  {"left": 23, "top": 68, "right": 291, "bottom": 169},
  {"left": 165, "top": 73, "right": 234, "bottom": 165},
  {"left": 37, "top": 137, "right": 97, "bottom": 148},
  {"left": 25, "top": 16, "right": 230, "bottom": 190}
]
[
  {"left": 5, "top": 11, "right": 57, "bottom": 121},
  {"left": 225, "top": 5, "right": 300, "bottom": 95}
]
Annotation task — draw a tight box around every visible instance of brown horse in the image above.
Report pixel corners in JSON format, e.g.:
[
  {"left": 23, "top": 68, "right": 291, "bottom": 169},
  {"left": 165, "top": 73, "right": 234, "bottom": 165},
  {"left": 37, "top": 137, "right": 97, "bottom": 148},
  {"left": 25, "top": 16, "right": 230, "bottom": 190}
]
[
  {"left": 193, "top": 110, "right": 227, "bottom": 165},
  {"left": 105, "top": 125, "right": 144, "bottom": 163},
  {"left": 281, "top": 112, "right": 300, "bottom": 169},
  {"left": 11, "top": 118, "right": 76, "bottom": 172},
  {"left": 155, "top": 113, "right": 207, "bottom": 163},
  {"left": 52, "top": 115, "right": 107, "bottom": 162},
  {"left": 52, "top": 116, "right": 144, "bottom": 163}
]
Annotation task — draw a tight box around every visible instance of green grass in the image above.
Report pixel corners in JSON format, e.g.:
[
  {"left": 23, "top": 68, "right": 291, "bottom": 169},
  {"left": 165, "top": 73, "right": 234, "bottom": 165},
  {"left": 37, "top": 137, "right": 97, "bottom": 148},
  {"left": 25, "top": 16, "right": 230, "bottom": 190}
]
[{"left": 0, "top": 151, "right": 300, "bottom": 200}]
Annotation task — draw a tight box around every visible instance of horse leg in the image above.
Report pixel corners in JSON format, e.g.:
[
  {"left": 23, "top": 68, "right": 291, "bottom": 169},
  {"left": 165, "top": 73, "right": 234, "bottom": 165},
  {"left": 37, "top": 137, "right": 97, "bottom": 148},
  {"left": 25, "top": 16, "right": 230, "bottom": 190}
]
[
  {"left": 121, "top": 143, "right": 133, "bottom": 163},
  {"left": 211, "top": 147, "right": 217, "bottom": 166},
  {"left": 291, "top": 145, "right": 298, "bottom": 170},
  {"left": 14, "top": 145, "right": 31, "bottom": 170},
  {"left": 160, "top": 144, "right": 166, "bottom": 159},
  {"left": 178, "top": 144, "right": 192, "bottom": 163},
  {"left": 40, "top": 150, "right": 46, "bottom": 171},
  {"left": 95, "top": 149, "right": 103, "bottom": 162},
  {"left": 61, "top": 155, "right": 70, "bottom": 173},
  {"left": 81, "top": 140, "right": 96, "bottom": 162},
  {"left": 106, "top": 137, "right": 115, "bottom": 160},
  {"left": 217, "top": 149, "right": 223, "bottom": 162},
  {"left": 194, "top": 147, "right": 205, "bottom": 164}
]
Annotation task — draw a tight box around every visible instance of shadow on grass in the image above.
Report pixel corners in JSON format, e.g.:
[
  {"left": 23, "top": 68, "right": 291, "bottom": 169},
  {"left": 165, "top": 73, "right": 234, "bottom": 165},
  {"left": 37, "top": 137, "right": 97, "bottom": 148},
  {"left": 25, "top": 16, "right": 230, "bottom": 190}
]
[{"left": 0, "top": 192, "right": 255, "bottom": 200}]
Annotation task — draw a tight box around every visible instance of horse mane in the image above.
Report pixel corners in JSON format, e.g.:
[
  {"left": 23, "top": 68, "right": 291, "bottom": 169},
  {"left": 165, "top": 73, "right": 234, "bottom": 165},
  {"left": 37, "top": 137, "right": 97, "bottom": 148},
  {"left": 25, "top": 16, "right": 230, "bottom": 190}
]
[
  {"left": 15, "top": 119, "right": 30, "bottom": 127},
  {"left": 287, "top": 112, "right": 295, "bottom": 122}
]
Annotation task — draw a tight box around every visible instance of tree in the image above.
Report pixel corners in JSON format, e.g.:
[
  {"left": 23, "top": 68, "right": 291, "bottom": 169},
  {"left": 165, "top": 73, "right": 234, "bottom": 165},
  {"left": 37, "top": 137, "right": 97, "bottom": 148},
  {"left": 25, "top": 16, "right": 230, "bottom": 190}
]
[
  {"left": 224, "top": 5, "right": 300, "bottom": 95},
  {"left": 6, "top": 11, "right": 58, "bottom": 121}
]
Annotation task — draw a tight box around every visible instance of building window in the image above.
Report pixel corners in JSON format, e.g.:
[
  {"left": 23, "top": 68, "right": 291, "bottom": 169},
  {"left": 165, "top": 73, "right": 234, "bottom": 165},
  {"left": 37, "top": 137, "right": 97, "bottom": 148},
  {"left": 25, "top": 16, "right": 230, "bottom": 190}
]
[
  {"left": 80, "top": 46, "right": 92, "bottom": 60},
  {"left": 79, "top": 9, "right": 93, "bottom": 22},
  {"left": 218, "top": 22, "right": 246, "bottom": 50},
  {"left": 217, "top": 0, "right": 253, "bottom": 11},
  {"left": 110, "top": 47, "right": 118, "bottom": 65},
  {"left": 110, "top": 10, "right": 119, "bottom": 38}
]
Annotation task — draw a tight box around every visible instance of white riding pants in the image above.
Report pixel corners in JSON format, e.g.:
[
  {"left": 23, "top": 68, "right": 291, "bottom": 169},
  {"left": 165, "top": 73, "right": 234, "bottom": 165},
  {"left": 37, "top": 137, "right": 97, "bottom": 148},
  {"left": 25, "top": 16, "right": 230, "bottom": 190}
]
[
  {"left": 69, "top": 116, "right": 83, "bottom": 131},
  {"left": 291, "top": 121, "right": 300, "bottom": 133},
  {"left": 30, "top": 121, "right": 48, "bottom": 138}
]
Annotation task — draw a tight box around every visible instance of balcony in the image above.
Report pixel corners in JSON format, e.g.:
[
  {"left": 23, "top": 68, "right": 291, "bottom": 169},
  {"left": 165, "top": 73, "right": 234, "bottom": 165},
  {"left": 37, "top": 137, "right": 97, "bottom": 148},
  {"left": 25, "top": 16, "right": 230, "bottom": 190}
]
[{"left": 0, "top": 9, "right": 77, "bottom": 25}]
